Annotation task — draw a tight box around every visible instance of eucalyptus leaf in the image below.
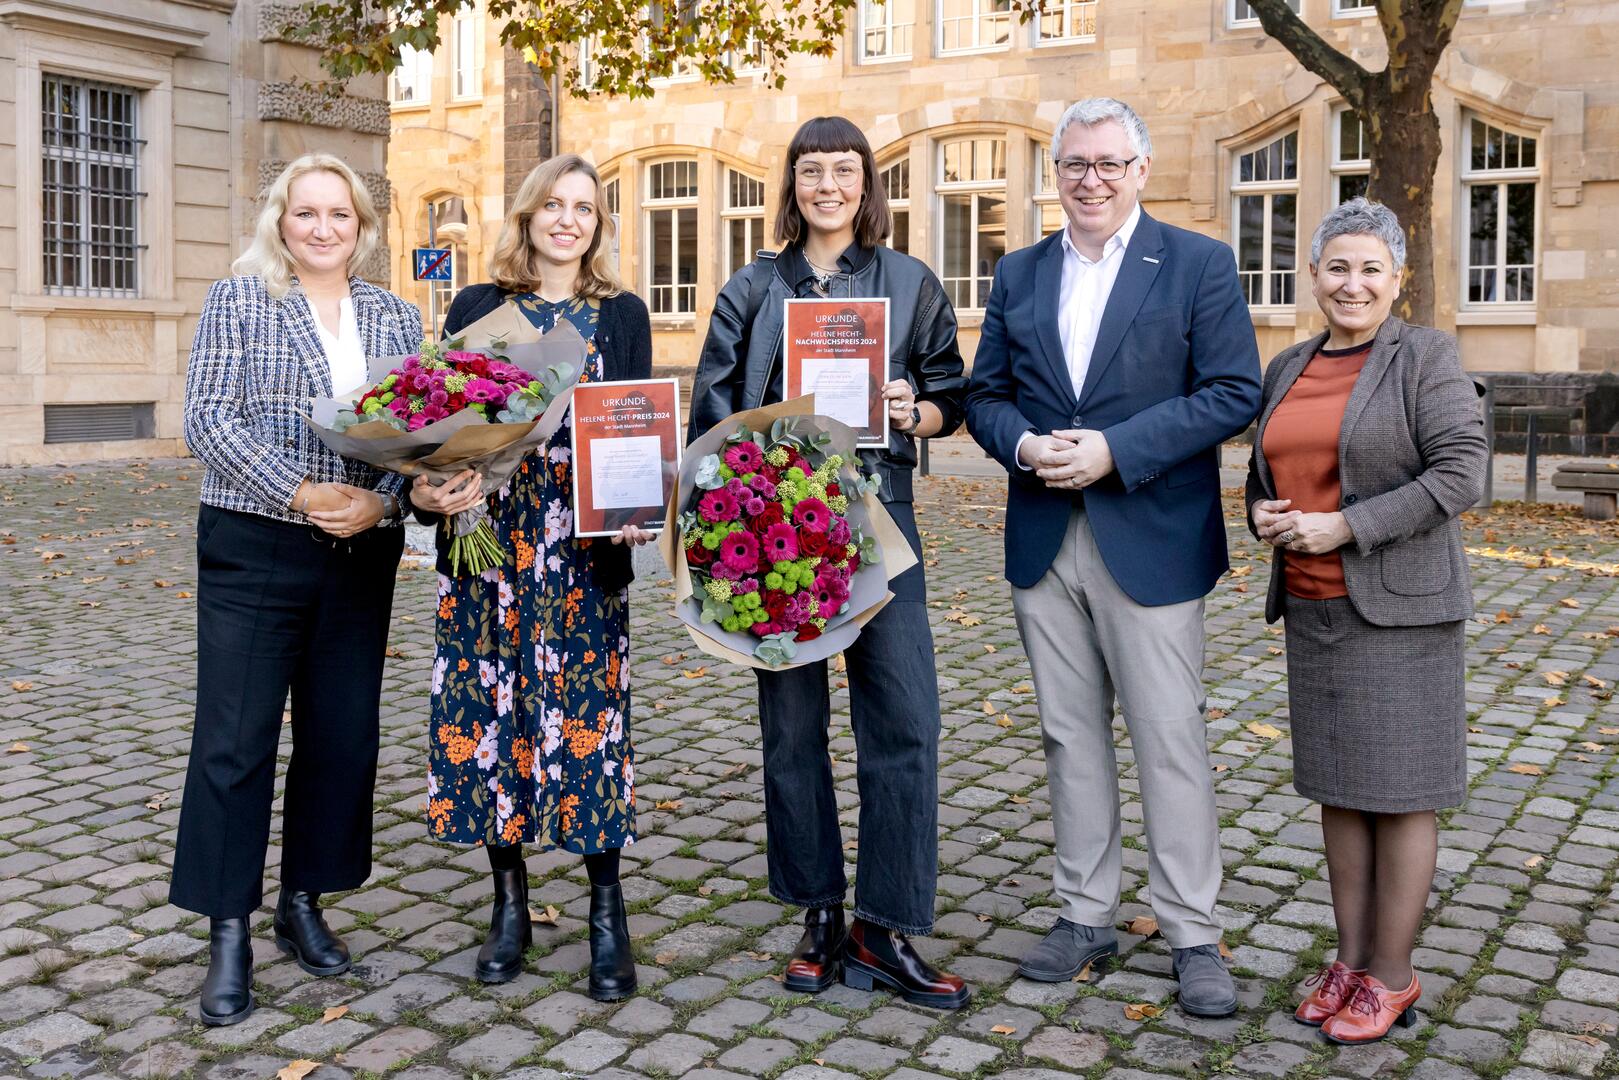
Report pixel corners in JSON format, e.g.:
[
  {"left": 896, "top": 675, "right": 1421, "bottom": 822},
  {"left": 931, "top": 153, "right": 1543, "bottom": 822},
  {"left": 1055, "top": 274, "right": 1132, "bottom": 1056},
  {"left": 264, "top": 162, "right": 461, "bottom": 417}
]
[
  {"left": 695, "top": 454, "right": 725, "bottom": 490},
  {"left": 753, "top": 632, "right": 800, "bottom": 667}
]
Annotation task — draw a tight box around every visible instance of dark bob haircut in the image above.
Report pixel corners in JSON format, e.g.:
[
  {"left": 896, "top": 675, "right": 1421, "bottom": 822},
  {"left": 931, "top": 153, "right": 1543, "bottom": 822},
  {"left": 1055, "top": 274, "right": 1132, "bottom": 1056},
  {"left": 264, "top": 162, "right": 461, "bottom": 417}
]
[{"left": 774, "top": 116, "right": 893, "bottom": 249}]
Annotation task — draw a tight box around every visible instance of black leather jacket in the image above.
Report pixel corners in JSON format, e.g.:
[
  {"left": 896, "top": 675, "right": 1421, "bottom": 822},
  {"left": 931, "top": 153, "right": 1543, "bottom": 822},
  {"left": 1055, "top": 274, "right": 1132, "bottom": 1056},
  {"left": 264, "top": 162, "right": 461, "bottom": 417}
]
[{"left": 688, "top": 242, "right": 968, "bottom": 502}]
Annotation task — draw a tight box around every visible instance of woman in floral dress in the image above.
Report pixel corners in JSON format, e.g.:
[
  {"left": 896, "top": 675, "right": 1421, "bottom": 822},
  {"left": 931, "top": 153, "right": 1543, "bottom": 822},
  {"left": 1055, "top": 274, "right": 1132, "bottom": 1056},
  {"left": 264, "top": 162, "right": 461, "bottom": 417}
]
[{"left": 410, "top": 156, "right": 653, "bottom": 1001}]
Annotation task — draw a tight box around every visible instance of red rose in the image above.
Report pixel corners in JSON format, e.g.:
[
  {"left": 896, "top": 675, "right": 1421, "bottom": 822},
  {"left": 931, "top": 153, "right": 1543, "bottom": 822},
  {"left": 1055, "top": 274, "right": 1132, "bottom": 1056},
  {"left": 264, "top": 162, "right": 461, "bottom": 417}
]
[
  {"left": 685, "top": 543, "right": 712, "bottom": 567},
  {"left": 799, "top": 530, "right": 829, "bottom": 557},
  {"left": 826, "top": 482, "right": 841, "bottom": 498},
  {"left": 764, "top": 592, "right": 790, "bottom": 622},
  {"left": 751, "top": 502, "right": 786, "bottom": 531},
  {"left": 796, "top": 623, "right": 822, "bottom": 643}
]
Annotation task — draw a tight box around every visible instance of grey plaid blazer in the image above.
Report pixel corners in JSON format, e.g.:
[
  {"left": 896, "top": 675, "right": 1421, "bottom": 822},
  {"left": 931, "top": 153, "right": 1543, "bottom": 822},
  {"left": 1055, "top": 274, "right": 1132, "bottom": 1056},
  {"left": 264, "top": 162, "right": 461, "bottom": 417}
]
[
  {"left": 1246, "top": 316, "right": 1487, "bottom": 626},
  {"left": 183, "top": 274, "right": 423, "bottom": 524}
]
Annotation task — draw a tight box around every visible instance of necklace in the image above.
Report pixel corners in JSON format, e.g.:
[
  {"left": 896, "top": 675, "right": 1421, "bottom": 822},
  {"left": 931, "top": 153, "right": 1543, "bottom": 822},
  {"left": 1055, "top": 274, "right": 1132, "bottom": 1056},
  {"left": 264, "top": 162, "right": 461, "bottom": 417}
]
[{"left": 806, "top": 256, "right": 839, "bottom": 292}]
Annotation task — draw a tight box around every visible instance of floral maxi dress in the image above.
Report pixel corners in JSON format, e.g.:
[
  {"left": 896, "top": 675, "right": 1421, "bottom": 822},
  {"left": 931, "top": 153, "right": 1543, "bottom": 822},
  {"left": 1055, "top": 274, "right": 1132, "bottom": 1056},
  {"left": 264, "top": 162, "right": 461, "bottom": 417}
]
[{"left": 427, "top": 294, "right": 635, "bottom": 854}]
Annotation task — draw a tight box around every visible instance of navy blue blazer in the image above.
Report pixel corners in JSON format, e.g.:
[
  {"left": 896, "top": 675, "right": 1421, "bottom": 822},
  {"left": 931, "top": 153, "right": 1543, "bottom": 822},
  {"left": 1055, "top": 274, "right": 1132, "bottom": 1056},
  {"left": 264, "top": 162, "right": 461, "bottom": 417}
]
[{"left": 965, "top": 210, "right": 1262, "bottom": 604}]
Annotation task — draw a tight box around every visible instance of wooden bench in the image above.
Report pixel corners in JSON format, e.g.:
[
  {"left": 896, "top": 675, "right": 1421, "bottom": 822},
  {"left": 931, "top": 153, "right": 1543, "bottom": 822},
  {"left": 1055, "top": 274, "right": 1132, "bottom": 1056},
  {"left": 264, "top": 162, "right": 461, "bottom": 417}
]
[{"left": 1551, "top": 460, "right": 1619, "bottom": 521}]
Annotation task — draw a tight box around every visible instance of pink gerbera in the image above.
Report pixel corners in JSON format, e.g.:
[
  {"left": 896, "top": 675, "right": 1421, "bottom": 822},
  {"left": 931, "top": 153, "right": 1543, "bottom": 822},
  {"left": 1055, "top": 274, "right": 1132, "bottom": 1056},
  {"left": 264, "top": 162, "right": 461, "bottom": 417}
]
[
  {"left": 792, "top": 497, "right": 832, "bottom": 534},
  {"left": 719, "top": 530, "right": 761, "bottom": 574},
  {"left": 762, "top": 523, "right": 799, "bottom": 562},
  {"left": 698, "top": 488, "right": 741, "bottom": 523},
  {"left": 724, "top": 442, "right": 765, "bottom": 475},
  {"left": 462, "top": 378, "right": 504, "bottom": 403}
]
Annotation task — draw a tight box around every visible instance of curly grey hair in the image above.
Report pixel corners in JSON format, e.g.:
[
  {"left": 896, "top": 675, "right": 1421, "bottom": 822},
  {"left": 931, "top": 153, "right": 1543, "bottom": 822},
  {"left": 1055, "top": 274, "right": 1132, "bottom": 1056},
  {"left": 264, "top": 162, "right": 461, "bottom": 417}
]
[
  {"left": 1310, "top": 197, "right": 1407, "bottom": 272},
  {"left": 1051, "top": 98, "right": 1153, "bottom": 163}
]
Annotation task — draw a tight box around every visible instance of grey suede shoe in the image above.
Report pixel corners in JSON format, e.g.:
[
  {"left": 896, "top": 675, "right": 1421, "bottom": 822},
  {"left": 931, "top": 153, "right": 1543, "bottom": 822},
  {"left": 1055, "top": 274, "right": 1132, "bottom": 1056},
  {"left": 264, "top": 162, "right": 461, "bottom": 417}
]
[
  {"left": 1016, "top": 919, "right": 1118, "bottom": 982},
  {"left": 1173, "top": 944, "right": 1238, "bottom": 1017}
]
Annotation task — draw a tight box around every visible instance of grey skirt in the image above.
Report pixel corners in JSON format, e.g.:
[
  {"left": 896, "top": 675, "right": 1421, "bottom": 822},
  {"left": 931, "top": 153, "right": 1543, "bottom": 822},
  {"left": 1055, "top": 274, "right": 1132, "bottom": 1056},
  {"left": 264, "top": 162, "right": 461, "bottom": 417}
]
[{"left": 1282, "top": 593, "right": 1467, "bottom": 813}]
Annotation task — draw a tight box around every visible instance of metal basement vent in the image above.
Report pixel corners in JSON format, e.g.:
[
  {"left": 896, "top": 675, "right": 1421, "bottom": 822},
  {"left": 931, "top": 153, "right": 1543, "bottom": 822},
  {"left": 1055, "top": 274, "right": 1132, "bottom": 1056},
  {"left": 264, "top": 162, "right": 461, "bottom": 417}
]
[{"left": 43, "top": 403, "right": 156, "bottom": 444}]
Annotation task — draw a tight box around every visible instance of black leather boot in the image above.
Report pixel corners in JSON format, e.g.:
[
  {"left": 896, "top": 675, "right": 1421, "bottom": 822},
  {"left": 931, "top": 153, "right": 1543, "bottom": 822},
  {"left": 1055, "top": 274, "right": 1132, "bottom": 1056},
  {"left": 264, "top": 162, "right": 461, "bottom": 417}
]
[
  {"left": 199, "top": 916, "right": 255, "bottom": 1026},
  {"left": 475, "top": 867, "right": 532, "bottom": 984},
  {"left": 587, "top": 882, "right": 636, "bottom": 1002},
  {"left": 784, "top": 906, "right": 845, "bottom": 993},
  {"left": 273, "top": 890, "right": 351, "bottom": 976}
]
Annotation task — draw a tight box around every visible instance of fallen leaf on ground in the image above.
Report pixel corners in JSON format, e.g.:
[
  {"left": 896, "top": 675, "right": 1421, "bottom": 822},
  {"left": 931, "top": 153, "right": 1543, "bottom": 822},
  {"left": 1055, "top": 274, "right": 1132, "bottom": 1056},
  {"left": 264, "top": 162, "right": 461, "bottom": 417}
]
[
  {"left": 321, "top": 1005, "right": 349, "bottom": 1024},
  {"left": 1524, "top": 854, "right": 1544, "bottom": 869},
  {"left": 1230, "top": 565, "right": 1252, "bottom": 578},
  {"left": 654, "top": 952, "right": 678, "bottom": 965},
  {"left": 697, "top": 886, "right": 713, "bottom": 897},
  {"left": 1569, "top": 1033, "right": 1604, "bottom": 1048},
  {"left": 277, "top": 1062, "right": 320, "bottom": 1080},
  {"left": 681, "top": 667, "right": 707, "bottom": 679},
  {"left": 152, "top": 579, "right": 173, "bottom": 588},
  {"left": 990, "top": 1024, "right": 1017, "bottom": 1035},
  {"left": 833, "top": 654, "right": 846, "bottom": 672},
  {"left": 1245, "top": 721, "right": 1283, "bottom": 740},
  {"left": 984, "top": 644, "right": 997, "bottom": 654},
  {"left": 1218, "top": 941, "right": 1234, "bottom": 960},
  {"left": 654, "top": 800, "right": 682, "bottom": 811},
  {"left": 1212, "top": 763, "right": 1229, "bottom": 773},
  {"left": 1125, "top": 916, "right": 1160, "bottom": 938},
  {"left": 1508, "top": 763, "right": 1543, "bottom": 776},
  {"left": 996, "top": 714, "right": 1014, "bottom": 729},
  {"left": 1560, "top": 598, "right": 1581, "bottom": 608},
  {"left": 1012, "top": 684, "right": 1033, "bottom": 694},
  {"left": 10, "top": 681, "right": 34, "bottom": 692},
  {"left": 1579, "top": 741, "right": 1605, "bottom": 753},
  {"left": 1208, "top": 708, "right": 1226, "bottom": 720},
  {"left": 1545, "top": 697, "right": 1566, "bottom": 707},
  {"left": 1599, "top": 727, "right": 1619, "bottom": 736},
  {"left": 7, "top": 743, "right": 28, "bottom": 754},
  {"left": 976, "top": 913, "right": 992, "bottom": 923},
  {"left": 746, "top": 950, "right": 773, "bottom": 962},
  {"left": 1267, "top": 646, "right": 1283, "bottom": 655},
  {"left": 982, "top": 700, "right": 996, "bottom": 715},
  {"left": 1582, "top": 675, "right": 1607, "bottom": 689},
  {"left": 1124, "top": 1002, "right": 1165, "bottom": 1021},
  {"left": 1494, "top": 610, "right": 1515, "bottom": 623},
  {"left": 1008, "top": 794, "right": 1030, "bottom": 804},
  {"left": 1468, "top": 726, "right": 1483, "bottom": 734},
  {"left": 530, "top": 904, "right": 560, "bottom": 925},
  {"left": 1543, "top": 671, "right": 1568, "bottom": 687},
  {"left": 1532, "top": 624, "right": 1550, "bottom": 635},
  {"left": 1073, "top": 962, "right": 1092, "bottom": 982}
]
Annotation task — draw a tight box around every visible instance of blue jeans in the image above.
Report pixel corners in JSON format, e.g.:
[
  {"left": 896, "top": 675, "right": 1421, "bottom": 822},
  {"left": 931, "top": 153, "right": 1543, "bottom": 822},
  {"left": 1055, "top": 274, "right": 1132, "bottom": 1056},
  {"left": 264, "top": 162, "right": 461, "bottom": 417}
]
[{"left": 755, "top": 500, "right": 940, "bottom": 935}]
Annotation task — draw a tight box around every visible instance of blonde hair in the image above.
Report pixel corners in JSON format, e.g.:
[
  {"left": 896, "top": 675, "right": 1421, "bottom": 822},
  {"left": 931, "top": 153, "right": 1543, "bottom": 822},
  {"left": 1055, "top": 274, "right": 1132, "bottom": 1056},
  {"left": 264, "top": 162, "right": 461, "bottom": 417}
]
[
  {"left": 489, "top": 155, "right": 623, "bottom": 300},
  {"left": 233, "top": 154, "right": 381, "bottom": 299}
]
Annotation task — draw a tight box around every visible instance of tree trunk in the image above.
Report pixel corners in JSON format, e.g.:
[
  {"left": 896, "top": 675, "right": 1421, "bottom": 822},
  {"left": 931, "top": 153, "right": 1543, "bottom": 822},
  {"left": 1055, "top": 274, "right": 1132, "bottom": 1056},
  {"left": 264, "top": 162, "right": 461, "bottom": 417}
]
[{"left": 1362, "top": 92, "right": 1443, "bottom": 325}]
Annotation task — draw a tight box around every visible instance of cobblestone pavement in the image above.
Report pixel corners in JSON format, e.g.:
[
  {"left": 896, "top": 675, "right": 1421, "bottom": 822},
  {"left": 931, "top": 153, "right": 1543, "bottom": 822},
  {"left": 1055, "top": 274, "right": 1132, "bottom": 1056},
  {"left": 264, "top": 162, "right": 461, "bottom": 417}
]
[{"left": 2, "top": 459, "right": 1617, "bottom": 1080}]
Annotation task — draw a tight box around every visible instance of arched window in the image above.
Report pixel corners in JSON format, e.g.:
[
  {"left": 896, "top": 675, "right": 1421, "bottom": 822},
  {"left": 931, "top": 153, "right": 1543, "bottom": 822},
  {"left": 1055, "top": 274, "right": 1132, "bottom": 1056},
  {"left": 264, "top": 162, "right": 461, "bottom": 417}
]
[
  {"left": 1231, "top": 130, "right": 1298, "bottom": 308},
  {"left": 644, "top": 159, "right": 699, "bottom": 314},
  {"left": 936, "top": 137, "right": 1006, "bottom": 310}
]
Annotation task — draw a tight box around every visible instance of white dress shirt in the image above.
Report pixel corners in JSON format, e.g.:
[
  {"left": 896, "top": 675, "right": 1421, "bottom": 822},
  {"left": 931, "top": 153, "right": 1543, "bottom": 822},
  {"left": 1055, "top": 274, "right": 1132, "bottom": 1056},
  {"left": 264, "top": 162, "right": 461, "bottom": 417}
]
[
  {"left": 1015, "top": 201, "right": 1141, "bottom": 469},
  {"left": 309, "top": 295, "right": 368, "bottom": 397}
]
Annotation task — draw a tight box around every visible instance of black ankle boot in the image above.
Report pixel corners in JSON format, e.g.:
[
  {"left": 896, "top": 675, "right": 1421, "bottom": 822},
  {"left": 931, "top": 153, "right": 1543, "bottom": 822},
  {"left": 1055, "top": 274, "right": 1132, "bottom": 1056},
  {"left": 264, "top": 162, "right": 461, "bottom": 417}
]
[
  {"left": 273, "top": 890, "right": 350, "bottom": 976},
  {"left": 587, "top": 882, "right": 636, "bottom": 1002},
  {"left": 200, "top": 917, "right": 255, "bottom": 1026},
  {"left": 476, "top": 867, "right": 532, "bottom": 984}
]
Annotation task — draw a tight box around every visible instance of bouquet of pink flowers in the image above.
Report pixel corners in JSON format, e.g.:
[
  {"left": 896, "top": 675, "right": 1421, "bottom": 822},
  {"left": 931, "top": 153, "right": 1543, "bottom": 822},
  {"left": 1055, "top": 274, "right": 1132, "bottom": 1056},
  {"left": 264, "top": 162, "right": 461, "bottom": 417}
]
[
  {"left": 306, "top": 320, "right": 586, "bottom": 574},
  {"left": 659, "top": 398, "right": 918, "bottom": 670}
]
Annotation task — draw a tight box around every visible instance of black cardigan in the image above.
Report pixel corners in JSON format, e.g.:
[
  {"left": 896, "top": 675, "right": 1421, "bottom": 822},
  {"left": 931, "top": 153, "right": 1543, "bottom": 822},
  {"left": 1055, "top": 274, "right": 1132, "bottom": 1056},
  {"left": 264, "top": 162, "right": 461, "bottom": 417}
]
[{"left": 413, "top": 284, "right": 654, "bottom": 590}]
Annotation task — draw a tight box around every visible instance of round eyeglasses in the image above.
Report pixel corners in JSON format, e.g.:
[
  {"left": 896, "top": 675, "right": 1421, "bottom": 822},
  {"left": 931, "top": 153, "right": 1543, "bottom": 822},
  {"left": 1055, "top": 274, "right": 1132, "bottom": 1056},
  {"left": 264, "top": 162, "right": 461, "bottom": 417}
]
[{"left": 794, "top": 162, "right": 863, "bottom": 188}]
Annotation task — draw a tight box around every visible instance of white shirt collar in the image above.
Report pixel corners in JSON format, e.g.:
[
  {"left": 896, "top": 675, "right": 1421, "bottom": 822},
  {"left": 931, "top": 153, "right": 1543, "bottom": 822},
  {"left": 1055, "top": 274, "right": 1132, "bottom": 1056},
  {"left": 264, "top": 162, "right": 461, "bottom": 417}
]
[{"left": 1061, "top": 201, "right": 1142, "bottom": 265}]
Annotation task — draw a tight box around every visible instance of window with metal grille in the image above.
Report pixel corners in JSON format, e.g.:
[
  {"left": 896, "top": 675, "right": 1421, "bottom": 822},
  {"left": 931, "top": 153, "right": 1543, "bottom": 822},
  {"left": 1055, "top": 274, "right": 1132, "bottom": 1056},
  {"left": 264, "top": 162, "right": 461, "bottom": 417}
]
[{"left": 42, "top": 74, "right": 145, "bottom": 297}]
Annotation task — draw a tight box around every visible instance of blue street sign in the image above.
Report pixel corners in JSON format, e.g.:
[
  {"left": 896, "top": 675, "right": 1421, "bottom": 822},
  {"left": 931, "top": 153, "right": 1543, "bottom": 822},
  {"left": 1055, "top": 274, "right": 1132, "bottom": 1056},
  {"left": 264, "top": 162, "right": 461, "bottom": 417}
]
[{"left": 413, "top": 247, "right": 453, "bottom": 282}]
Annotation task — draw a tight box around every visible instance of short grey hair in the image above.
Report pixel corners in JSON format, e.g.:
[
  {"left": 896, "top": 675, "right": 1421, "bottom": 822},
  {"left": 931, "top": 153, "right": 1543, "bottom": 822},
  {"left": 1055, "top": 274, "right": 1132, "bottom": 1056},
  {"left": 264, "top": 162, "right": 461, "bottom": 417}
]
[
  {"left": 1051, "top": 98, "right": 1153, "bottom": 163},
  {"left": 1310, "top": 197, "right": 1407, "bottom": 272}
]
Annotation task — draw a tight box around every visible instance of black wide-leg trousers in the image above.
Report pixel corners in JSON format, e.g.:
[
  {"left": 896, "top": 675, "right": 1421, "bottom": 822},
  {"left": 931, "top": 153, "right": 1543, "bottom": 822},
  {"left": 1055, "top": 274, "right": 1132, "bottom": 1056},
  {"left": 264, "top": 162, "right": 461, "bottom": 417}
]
[{"left": 170, "top": 504, "right": 403, "bottom": 918}]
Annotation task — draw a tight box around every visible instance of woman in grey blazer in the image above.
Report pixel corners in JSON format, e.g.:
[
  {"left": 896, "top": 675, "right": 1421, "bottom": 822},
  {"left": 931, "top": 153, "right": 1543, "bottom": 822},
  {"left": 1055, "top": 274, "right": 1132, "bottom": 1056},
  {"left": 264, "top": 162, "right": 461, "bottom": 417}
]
[
  {"left": 1245, "top": 199, "right": 1486, "bottom": 1045},
  {"left": 172, "top": 154, "right": 422, "bottom": 1027}
]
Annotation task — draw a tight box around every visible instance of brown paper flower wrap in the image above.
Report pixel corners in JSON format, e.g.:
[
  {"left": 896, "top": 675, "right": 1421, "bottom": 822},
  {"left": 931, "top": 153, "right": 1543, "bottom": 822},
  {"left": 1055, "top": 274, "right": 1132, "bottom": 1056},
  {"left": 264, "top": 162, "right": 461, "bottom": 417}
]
[
  {"left": 657, "top": 396, "right": 919, "bottom": 670},
  {"left": 304, "top": 309, "right": 587, "bottom": 574}
]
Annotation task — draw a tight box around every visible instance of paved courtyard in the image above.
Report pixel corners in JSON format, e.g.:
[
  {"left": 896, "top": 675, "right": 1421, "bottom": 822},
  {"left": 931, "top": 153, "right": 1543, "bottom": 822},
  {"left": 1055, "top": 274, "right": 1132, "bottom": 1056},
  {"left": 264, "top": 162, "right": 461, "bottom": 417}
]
[{"left": 1, "top": 459, "right": 1616, "bottom": 1080}]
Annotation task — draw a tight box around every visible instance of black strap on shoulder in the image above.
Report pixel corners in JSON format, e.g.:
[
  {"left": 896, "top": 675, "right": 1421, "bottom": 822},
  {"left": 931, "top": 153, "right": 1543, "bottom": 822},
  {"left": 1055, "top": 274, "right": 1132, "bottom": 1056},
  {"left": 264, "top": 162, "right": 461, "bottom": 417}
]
[{"left": 743, "top": 250, "right": 778, "bottom": 329}]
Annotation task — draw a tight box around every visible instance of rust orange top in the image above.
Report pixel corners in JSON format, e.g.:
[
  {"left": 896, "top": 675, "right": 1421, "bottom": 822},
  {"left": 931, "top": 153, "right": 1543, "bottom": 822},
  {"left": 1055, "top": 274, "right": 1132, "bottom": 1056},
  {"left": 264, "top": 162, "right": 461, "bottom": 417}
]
[{"left": 1262, "top": 341, "right": 1373, "bottom": 599}]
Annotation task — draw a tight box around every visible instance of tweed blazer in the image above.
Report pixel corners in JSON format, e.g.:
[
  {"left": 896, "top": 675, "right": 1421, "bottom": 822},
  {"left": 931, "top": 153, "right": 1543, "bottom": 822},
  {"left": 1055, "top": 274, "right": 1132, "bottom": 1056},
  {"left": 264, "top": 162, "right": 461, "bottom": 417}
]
[
  {"left": 1245, "top": 316, "right": 1487, "bottom": 627},
  {"left": 184, "top": 274, "right": 423, "bottom": 524}
]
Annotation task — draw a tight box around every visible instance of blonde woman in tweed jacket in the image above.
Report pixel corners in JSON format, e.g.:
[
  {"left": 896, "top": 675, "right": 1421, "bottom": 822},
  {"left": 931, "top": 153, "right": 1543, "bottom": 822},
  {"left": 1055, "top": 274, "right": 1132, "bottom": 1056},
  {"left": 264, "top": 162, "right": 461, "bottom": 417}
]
[
  {"left": 171, "top": 154, "right": 423, "bottom": 1028},
  {"left": 1246, "top": 199, "right": 1486, "bottom": 1045}
]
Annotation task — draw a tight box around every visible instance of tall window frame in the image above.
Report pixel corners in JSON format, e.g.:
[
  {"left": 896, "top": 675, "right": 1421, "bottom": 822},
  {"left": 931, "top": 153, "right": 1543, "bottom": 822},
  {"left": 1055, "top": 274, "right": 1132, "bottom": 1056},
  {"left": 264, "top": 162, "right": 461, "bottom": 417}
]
[
  {"left": 390, "top": 38, "right": 432, "bottom": 104},
  {"left": 880, "top": 157, "right": 910, "bottom": 254},
  {"left": 41, "top": 73, "right": 145, "bottom": 298},
  {"left": 1034, "top": 0, "right": 1098, "bottom": 45},
  {"left": 1332, "top": 0, "right": 1376, "bottom": 15},
  {"left": 646, "top": 0, "right": 701, "bottom": 85},
  {"left": 1331, "top": 107, "right": 1370, "bottom": 206},
  {"left": 723, "top": 168, "right": 766, "bottom": 281},
  {"left": 1461, "top": 114, "right": 1539, "bottom": 308},
  {"left": 603, "top": 174, "right": 621, "bottom": 270},
  {"left": 643, "top": 159, "right": 699, "bottom": 316},
  {"left": 1229, "top": 0, "right": 1296, "bottom": 28},
  {"left": 451, "top": 7, "right": 480, "bottom": 100},
  {"left": 937, "top": 0, "right": 1012, "bottom": 55},
  {"left": 936, "top": 136, "right": 1007, "bottom": 311},
  {"left": 1034, "top": 147, "right": 1064, "bottom": 239},
  {"left": 1231, "top": 129, "right": 1299, "bottom": 309},
  {"left": 859, "top": 0, "right": 915, "bottom": 62}
]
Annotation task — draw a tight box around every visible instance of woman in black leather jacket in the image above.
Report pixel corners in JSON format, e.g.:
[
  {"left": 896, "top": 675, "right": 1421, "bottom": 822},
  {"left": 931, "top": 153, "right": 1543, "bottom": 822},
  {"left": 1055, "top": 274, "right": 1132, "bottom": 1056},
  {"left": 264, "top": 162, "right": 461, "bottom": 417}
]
[{"left": 689, "top": 115, "right": 971, "bottom": 1009}]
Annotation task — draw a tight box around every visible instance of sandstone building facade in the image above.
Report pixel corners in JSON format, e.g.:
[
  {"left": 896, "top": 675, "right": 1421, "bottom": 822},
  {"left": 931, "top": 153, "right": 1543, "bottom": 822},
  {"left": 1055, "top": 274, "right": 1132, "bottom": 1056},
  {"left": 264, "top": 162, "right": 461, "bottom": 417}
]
[{"left": 0, "top": 0, "right": 393, "bottom": 465}]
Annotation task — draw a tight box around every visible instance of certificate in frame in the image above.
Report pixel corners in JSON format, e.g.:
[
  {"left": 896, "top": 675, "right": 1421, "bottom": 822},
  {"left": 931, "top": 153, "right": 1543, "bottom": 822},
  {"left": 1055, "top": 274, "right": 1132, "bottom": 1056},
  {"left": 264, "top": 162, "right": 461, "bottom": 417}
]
[
  {"left": 783, "top": 297, "right": 890, "bottom": 448},
  {"left": 570, "top": 378, "right": 682, "bottom": 538}
]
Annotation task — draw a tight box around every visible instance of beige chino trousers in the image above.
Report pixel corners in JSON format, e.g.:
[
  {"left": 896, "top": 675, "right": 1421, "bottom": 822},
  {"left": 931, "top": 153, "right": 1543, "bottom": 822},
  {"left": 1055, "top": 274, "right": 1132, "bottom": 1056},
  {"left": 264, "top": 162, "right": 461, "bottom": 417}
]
[{"left": 1011, "top": 507, "right": 1223, "bottom": 947}]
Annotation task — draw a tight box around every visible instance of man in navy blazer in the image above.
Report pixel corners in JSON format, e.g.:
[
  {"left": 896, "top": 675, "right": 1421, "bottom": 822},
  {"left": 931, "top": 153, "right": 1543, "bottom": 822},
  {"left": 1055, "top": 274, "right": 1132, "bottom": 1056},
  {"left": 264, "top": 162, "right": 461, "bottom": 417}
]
[{"left": 966, "top": 98, "right": 1260, "bottom": 1018}]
